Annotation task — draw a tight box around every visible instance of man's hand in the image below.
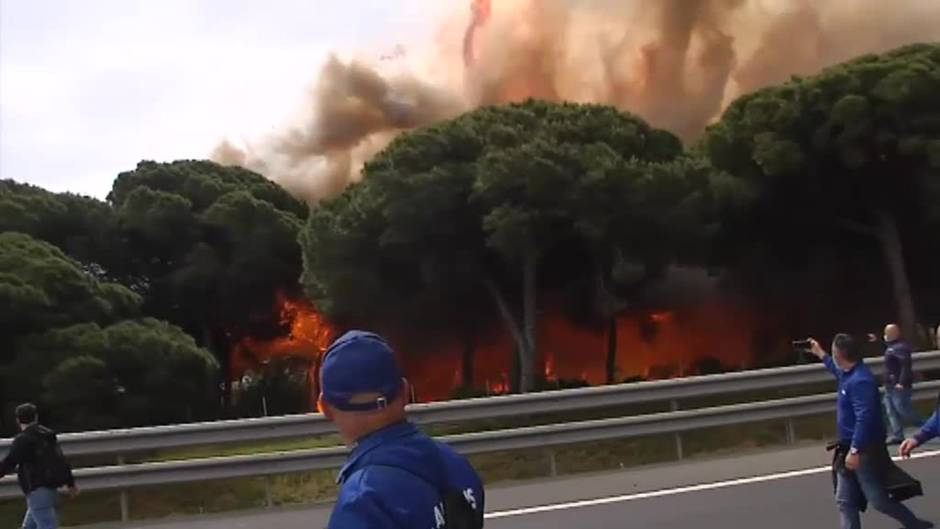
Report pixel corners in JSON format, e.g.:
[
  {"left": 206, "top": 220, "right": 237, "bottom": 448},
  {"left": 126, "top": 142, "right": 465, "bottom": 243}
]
[
  {"left": 809, "top": 338, "right": 826, "bottom": 359},
  {"left": 867, "top": 333, "right": 878, "bottom": 343},
  {"left": 845, "top": 452, "right": 861, "bottom": 471},
  {"left": 895, "top": 384, "right": 904, "bottom": 391},
  {"left": 64, "top": 485, "right": 80, "bottom": 499},
  {"left": 899, "top": 439, "right": 920, "bottom": 459}
]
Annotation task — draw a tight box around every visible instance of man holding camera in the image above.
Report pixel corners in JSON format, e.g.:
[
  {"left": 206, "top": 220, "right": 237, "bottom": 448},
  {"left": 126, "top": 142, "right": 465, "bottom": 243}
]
[{"left": 808, "top": 335, "right": 933, "bottom": 529}]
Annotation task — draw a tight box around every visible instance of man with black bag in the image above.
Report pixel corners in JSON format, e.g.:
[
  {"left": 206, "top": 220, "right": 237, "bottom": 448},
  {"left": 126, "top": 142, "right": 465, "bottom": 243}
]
[
  {"left": 807, "top": 335, "right": 933, "bottom": 529},
  {"left": 0, "top": 403, "right": 78, "bottom": 529}
]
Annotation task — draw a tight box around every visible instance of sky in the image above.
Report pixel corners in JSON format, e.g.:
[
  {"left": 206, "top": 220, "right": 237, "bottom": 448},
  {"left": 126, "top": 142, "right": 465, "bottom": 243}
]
[{"left": 0, "top": 0, "right": 457, "bottom": 198}]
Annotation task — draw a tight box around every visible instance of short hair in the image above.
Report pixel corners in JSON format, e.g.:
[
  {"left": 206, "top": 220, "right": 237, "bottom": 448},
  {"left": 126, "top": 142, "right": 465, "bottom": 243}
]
[
  {"left": 833, "top": 333, "right": 862, "bottom": 362},
  {"left": 15, "top": 403, "right": 37, "bottom": 425}
]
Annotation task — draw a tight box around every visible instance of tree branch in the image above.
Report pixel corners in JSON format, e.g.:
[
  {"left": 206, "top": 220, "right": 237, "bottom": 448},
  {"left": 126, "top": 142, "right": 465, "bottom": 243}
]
[{"left": 835, "top": 217, "right": 879, "bottom": 239}]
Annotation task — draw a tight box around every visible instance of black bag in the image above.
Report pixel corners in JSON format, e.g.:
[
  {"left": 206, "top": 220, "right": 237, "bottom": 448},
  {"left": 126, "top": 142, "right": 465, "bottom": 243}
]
[
  {"left": 827, "top": 441, "right": 923, "bottom": 505},
  {"left": 30, "top": 434, "right": 72, "bottom": 489},
  {"left": 379, "top": 449, "right": 483, "bottom": 529},
  {"left": 436, "top": 488, "right": 483, "bottom": 529},
  {"left": 884, "top": 460, "right": 923, "bottom": 502}
]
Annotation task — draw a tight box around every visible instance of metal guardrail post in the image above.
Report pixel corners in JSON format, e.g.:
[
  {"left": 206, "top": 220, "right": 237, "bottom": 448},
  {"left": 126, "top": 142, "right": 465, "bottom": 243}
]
[
  {"left": 670, "top": 400, "right": 683, "bottom": 460},
  {"left": 117, "top": 454, "right": 129, "bottom": 522},
  {"left": 264, "top": 476, "right": 274, "bottom": 508},
  {"left": 545, "top": 448, "right": 558, "bottom": 477},
  {"left": 785, "top": 418, "right": 797, "bottom": 444}
]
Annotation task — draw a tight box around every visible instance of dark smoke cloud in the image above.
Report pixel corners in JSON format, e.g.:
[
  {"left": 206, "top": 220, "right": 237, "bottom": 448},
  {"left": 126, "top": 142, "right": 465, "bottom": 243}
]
[
  {"left": 214, "top": 0, "right": 940, "bottom": 202},
  {"left": 214, "top": 56, "right": 463, "bottom": 201}
]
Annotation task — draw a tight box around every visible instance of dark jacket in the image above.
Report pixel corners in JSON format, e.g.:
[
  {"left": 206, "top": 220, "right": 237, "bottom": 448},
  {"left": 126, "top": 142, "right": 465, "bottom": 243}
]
[
  {"left": 328, "top": 422, "right": 484, "bottom": 529},
  {"left": 0, "top": 424, "right": 75, "bottom": 495},
  {"left": 823, "top": 356, "right": 886, "bottom": 450},
  {"left": 883, "top": 340, "right": 914, "bottom": 389}
]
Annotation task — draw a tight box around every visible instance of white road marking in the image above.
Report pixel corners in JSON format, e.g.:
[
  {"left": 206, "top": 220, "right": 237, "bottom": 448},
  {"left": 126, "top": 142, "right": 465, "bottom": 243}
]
[{"left": 485, "top": 448, "right": 940, "bottom": 519}]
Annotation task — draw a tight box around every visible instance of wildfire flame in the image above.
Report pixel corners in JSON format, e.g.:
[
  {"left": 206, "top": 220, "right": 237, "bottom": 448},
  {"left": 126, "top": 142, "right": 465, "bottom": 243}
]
[
  {"left": 231, "top": 292, "right": 336, "bottom": 397},
  {"left": 463, "top": 0, "right": 493, "bottom": 67},
  {"left": 230, "top": 285, "right": 785, "bottom": 403}
]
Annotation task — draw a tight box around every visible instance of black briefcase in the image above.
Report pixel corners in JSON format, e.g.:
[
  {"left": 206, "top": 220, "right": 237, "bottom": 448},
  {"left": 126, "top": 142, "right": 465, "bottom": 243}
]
[{"left": 885, "top": 459, "right": 923, "bottom": 502}]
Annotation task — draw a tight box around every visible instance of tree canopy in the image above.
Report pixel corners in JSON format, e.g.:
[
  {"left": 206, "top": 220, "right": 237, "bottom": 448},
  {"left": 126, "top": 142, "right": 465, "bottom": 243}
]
[
  {"left": 0, "top": 233, "right": 218, "bottom": 432},
  {"left": 0, "top": 180, "right": 122, "bottom": 276},
  {"left": 301, "top": 100, "right": 727, "bottom": 391},
  {"left": 107, "top": 161, "right": 309, "bottom": 371},
  {"left": 703, "top": 43, "right": 940, "bottom": 340}
]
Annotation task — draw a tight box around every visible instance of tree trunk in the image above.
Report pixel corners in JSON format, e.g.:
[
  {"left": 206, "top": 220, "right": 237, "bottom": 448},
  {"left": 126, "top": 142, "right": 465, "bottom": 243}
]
[
  {"left": 875, "top": 211, "right": 918, "bottom": 343},
  {"left": 520, "top": 249, "right": 538, "bottom": 392},
  {"left": 203, "top": 326, "right": 230, "bottom": 406},
  {"left": 483, "top": 277, "right": 527, "bottom": 392},
  {"left": 461, "top": 329, "right": 477, "bottom": 389},
  {"left": 482, "top": 250, "right": 539, "bottom": 394},
  {"left": 606, "top": 316, "right": 618, "bottom": 384}
]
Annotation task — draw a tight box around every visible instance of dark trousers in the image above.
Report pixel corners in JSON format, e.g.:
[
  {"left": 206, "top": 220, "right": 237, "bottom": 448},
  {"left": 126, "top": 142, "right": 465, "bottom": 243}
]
[{"left": 884, "top": 387, "right": 925, "bottom": 441}]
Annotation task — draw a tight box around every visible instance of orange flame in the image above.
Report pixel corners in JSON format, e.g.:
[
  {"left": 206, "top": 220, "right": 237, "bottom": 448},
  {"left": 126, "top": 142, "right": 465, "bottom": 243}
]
[
  {"left": 231, "top": 292, "right": 336, "bottom": 398},
  {"left": 463, "top": 0, "right": 493, "bottom": 67},
  {"left": 230, "top": 291, "right": 786, "bottom": 404}
]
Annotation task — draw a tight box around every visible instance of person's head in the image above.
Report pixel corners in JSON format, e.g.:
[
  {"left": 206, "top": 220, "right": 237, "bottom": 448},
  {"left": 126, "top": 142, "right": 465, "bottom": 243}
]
[
  {"left": 831, "top": 333, "right": 862, "bottom": 370},
  {"left": 318, "top": 331, "right": 409, "bottom": 446},
  {"left": 15, "top": 403, "right": 38, "bottom": 431},
  {"left": 884, "top": 323, "right": 901, "bottom": 342}
]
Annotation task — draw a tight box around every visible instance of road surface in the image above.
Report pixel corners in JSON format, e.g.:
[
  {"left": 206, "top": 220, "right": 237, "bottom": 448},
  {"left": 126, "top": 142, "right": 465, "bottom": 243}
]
[{"left": 80, "top": 443, "right": 940, "bottom": 529}]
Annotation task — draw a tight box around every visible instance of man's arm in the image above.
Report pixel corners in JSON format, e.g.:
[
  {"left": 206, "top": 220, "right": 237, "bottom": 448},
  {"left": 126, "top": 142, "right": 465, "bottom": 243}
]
[
  {"left": 849, "top": 378, "right": 880, "bottom": 451},
  {"left": 327, "top": 486, "right": 399, "bottom": 529},
  {"left": 0, "top": 436, "right": 26, "bottom": 479},
  {"left": 914, "top": 409, "right": 939, "bottom": 446},
  {"left": 822, "top": 355, "right": 840, "bottom": 378},
  {"left": 809, "top": 339, "right": 838, "bottom": 378},
  {"left": 899, "top": 346, "right": 914, "bottom": 388}
]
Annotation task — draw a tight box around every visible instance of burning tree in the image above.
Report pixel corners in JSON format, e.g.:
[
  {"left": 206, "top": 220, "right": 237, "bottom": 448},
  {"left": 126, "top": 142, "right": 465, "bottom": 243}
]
[
  {"left": 704, "top": 43, "right": 940, "bottom": 343},
  {"left": 301, "top": 100, "right": 725, "bottom": 392}
]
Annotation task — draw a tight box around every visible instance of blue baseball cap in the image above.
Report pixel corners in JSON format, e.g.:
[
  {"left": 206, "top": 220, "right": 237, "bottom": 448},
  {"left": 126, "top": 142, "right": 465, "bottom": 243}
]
[{"left": 321, "top": 330, "right": 404, "bottom": 412}]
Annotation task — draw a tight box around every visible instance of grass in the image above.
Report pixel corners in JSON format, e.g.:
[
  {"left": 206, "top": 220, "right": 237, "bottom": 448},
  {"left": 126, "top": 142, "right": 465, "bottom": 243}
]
[{"left": 0, "top": 391, "right": 934, "bottom": 526}]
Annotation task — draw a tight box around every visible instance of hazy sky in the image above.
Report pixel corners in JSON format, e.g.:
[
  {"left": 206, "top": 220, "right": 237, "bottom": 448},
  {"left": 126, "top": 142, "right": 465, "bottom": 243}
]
[{"left": 0, "top": 0, "right": 456, "bottom": 197}]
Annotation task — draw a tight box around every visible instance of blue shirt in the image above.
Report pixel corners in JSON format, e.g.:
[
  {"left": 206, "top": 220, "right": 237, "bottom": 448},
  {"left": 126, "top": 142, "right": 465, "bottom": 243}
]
[
  {"left": 824, "top": 356, "right": 886, "bottom": 450},
  {"left": 328, "top": 422, "right": 485, "bottom": 529},
  {"left": 914, "top": 402, "right": 939, "bottom": 446}
]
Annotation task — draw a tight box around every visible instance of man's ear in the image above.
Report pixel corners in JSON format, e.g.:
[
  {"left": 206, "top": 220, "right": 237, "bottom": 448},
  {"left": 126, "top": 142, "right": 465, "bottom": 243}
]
[
  {"left": 402, "top": 378, "right": 414, "bottom": 405},
  {"left": 318, "top": 394, "right": 334, "bottom": 420}
]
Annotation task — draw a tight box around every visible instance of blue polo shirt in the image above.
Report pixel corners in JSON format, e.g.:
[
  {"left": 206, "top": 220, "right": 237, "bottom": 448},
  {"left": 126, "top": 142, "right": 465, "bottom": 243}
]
[
  {"left": 914, "top": 403, "right": 939, "bottom": 445},
  {"left": 328, "top": 422, "right": 485, "bottom": 529},
  {"left": 824, "top": 356, "right": 886, "bottom": 451}
]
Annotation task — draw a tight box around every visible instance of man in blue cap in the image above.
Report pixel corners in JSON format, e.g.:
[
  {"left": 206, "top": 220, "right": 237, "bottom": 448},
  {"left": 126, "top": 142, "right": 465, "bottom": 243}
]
[{"left": 320, "top": 330, "right": 485, "bottom": 529}]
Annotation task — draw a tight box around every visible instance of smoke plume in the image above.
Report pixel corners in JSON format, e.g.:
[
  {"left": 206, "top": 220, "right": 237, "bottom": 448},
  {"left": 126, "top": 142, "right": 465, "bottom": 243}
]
[{"left": 213, "top": 0, "right": 940, "bottom": 202}]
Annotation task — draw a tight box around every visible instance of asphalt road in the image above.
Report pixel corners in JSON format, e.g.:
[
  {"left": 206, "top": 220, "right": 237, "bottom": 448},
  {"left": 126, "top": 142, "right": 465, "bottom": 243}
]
[{"left": 83, "top": 443, "right": 940, "bottom": 529}]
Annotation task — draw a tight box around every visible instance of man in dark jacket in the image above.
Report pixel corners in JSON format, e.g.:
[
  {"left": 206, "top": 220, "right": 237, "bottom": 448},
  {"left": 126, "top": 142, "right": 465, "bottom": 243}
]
[
  {"left": 876, "top": 324, "right": 925, "bottom": 443},
  {"left": 809, "top": 334, "right": 932, "bottom": 529},
  {"left": 0, "top": 403, "right": 78, "bottom": 529},
  {"left": 320, "top": 331, "right": 485, "bottom": 529}
]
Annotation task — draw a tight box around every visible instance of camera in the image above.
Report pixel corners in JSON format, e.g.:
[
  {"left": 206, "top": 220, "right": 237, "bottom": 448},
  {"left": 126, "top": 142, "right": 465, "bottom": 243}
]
[{"left": 792, "top": 339, "right": 813, "bottom": 351}]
